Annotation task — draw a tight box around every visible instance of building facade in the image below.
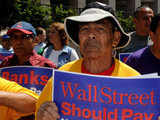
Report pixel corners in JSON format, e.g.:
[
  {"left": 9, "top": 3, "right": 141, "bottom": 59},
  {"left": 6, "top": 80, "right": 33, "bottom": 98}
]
[
  {"left": 41, "top": 0, "right": 160, "bottom": 15},
  {"left": 72, "top": 0, "right": 160, "bottom": 15}
]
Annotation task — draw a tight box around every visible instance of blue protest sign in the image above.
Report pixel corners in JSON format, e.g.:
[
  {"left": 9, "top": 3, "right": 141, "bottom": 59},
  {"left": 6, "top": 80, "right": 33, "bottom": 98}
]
[
  {"left": 0, "top": 66, "right": 53, "bottom": 95},
  {"left": 53, "top": 71, "right": 160, "bottom": 120},
  {"left": 119, "top": 53, "right": 131, "bottom": 63}
]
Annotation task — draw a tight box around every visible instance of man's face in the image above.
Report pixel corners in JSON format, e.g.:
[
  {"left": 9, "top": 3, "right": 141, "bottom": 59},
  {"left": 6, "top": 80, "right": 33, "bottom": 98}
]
[
  {"left": 135, "top": 8, "right": 154, "bottom": 33},
  {"left": 38, "top": 31, "right": 46, "bottom": 43},
  {"left": 78, "top": 19, "right": 114, "bottom": 58},
  {"left": 10, "top": 31, "right": 34, "bottom": 56},
  {"left": 34, "top": 31, "right": 46, "bottom": 45},
  {"left": 1, "top": 39, "right": 11, "bottom": 50},
  {"left": 151, "top": 21, "right": 160, "bottom": 49}
]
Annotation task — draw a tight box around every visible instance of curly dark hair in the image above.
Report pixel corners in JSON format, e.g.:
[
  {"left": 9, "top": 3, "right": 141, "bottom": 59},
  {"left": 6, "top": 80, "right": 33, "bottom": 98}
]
[{"left": 49, "top": 22, "right": 69, "bottom": 46}]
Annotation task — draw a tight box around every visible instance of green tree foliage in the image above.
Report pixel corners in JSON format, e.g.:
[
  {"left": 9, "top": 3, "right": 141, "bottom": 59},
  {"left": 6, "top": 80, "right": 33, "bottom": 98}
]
[
  {"left": 0, "top": 0, "right": 15, "bottom": 28},
  {"left": 1, "top": 0, "right": 134, "bottom": 33},
  {"left": 50, "top": 0, "right": 77, "bottom": 22},
  {"left": 116, "top": 11, "right": 135, "bottom": 33},
  {"left": 6, "top": 0, "right": 76, "bottom": 28},
  {"left": 53, "top": 4, "right": 77, "bottom": 22},
  {"left": 9, "top": 0, "right": 52, "bottom": 28}
]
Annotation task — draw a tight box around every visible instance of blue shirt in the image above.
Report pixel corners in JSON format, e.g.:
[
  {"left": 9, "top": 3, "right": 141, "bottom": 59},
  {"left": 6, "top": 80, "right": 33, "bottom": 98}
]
[{"left": 43, "top": 45, "right": 79, "bottom": 68}]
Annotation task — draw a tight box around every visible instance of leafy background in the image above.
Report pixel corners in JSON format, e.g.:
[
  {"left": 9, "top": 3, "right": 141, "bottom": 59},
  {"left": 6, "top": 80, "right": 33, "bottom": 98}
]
[{"left": 0, "top": 0, "right": 135, "bottom": 33}]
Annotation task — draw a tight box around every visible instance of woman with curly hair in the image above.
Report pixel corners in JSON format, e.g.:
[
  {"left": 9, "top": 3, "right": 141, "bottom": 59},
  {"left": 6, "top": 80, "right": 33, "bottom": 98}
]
[{"left": 41, "top": 22, "right": 79, "bottom": 68}]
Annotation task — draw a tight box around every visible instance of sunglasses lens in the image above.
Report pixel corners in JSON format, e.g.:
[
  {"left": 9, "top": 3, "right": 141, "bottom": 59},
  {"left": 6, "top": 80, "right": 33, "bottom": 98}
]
[{"left": 10, "top": 34, "right": 31, "bottom": 40}]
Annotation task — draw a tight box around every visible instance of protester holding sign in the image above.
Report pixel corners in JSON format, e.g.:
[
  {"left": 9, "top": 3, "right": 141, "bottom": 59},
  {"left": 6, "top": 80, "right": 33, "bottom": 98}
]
[
  {"left": 36, "top": 2, "right": 140, "bottom": 120},
  {"left": 0, "top": 21, "right": 56, "bottom": 120},
  {"left": 0, "top": 76, "right": 38, "bottom": 120}
]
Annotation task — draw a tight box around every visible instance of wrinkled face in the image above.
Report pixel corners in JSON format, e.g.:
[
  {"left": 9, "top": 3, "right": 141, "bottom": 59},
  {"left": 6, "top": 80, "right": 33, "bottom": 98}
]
[
  {"left": 78, "top": 19, "right": 114, "bottom": 58},
  {"left": 135, "top": 8, "right": 154, "bottom": 33},
  {"left": 10, "top": 31, "right": 34, "bottom": 56}
]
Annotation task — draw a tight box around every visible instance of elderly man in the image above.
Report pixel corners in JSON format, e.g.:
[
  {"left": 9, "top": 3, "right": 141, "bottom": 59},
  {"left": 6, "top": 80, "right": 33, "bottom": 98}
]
[
  {"left": 36, "top": 2, "right": 140, "bottom": 120},
  {"left": 0, "top": 77, "right": 38, "bottom": 120}
]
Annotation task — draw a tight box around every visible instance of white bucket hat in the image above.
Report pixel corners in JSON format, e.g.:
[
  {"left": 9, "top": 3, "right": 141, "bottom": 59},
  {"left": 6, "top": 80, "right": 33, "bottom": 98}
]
[{"left": 64, "top": 8, "right": 130, "bottom": 49}]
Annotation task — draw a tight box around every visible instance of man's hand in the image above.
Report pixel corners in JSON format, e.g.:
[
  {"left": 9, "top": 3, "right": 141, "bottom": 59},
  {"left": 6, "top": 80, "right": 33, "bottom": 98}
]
[{"left": 37, "top": 101, "right": 60, "bottom": 120}]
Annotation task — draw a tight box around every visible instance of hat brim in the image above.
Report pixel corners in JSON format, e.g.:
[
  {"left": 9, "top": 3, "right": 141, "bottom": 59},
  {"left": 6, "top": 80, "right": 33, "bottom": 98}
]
[
  {"left": 7, "top": 28, "right": 33, "bottom": 35},
  {"left": 64, "top": 8, "right": 130, "bottom": 49}
]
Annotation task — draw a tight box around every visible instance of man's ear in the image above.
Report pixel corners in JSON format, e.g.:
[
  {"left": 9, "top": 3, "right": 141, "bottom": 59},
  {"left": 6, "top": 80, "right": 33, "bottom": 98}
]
[
  {"left": 149, "top": 31, "right": 155, "bottom": 43},
  {"left": 112, "top": 30, "right": 121, "bottom": 48}
]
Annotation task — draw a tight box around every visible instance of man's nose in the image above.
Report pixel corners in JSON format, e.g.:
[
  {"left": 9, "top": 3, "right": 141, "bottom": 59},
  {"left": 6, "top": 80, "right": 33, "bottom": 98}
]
[
  {"left": 15, "top": 39, "right": 23, "bottom": 44},
  {"left": 88, "top": 32, "right": 96, "bottom": 39}
]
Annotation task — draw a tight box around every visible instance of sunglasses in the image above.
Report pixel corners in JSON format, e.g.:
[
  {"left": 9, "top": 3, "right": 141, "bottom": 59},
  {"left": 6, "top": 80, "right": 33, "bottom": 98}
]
[{"left": 10, "top": 34, "right": 33, "bottom": 40}]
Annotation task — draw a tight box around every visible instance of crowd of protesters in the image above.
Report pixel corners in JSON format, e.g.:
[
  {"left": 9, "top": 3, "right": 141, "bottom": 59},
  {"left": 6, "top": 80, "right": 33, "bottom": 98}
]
[{"left": 0, "top": 1, "right": 160, "bottom": 120}]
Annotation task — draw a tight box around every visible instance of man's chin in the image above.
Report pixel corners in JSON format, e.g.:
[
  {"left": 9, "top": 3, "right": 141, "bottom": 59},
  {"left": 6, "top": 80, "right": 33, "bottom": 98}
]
[
  {"left": 83, "top": 52, "right": 100, "bottom": 59},
  {"left": 15, "top": 53, "right": 25, "bottom": 56},
  {"left": 85, "top": 48, "right": 99, "bottom": 52},
  {"left": 14, "top": 50, "right": 25, "bottom": 55}
]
